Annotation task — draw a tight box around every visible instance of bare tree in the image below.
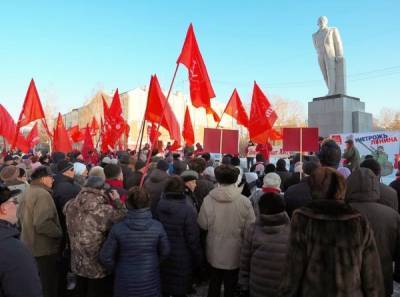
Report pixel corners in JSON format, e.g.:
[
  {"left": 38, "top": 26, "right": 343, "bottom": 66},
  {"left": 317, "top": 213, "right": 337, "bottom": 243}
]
[
  {"left": 271, "top": 96, "right": 306, "bottom": 127},
  {"left": 375, "top": 108, "right": 400, "bottom": 131}
]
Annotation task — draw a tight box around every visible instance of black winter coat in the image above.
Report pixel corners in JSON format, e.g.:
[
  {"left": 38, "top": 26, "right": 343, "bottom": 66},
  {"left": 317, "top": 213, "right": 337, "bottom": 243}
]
[
  {"left": 124, "top": 171, "right": 144, "bottom": 190},
  {"left": 155, "top": 192, "right": 203, "bottom": 296},
  {"left": 346, "top": 168, "right": 400, "bottom": 297},
  {"left": 284, "top": 178, "right": 312, "bottom": 217},
  {"left": 53, "top": 173, "right": 82, "bottom": 212},
  {"left": 194, "top": 176, "right": 214, "bottom": 208},
  {"left": 52, "top": 173, "right": 81, "bottom": 252},
  {"left": 0, "top": 219, "right": 43, "bottom": 297},
  {"left": 239, "top": 212, "right": 290, "bottom": 297},
  {"left": 144, "top": 169, "right": 169, "bottom": 215},
  {"left": 390, "top": 177, "right": 400, "bottom": 208},
  {"left": 99, "top": 209, "right": 170, "bottom": 297}
]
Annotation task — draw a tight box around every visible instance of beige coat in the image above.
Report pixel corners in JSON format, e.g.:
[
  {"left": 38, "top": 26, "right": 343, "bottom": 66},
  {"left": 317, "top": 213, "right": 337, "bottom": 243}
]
[
  {"left": 198, "top": 184, "right": 255, "bottom": 270},
  {"left": 18, "top": 182, "right": 62, "bottom": 257}
]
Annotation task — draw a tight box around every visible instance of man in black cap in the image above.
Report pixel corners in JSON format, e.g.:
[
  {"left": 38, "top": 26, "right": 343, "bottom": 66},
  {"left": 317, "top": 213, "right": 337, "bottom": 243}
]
[
  {"left": 53, "top": 160, "right": 81, "bottom": 213},
  {"left": 343, "top": 139, "right": 360, "bottom": 172},
  {"left": 0, "top": 184, "right": 43, "bottom": 297},
  {"left": 52, "top": 160, "right": 81, "bottom": 295},
  {"left": 117, "top": 152, "right": 133, "bottom": 189},
  {"left": 19, "top": 166, "right": 62, "bottom": 297}
]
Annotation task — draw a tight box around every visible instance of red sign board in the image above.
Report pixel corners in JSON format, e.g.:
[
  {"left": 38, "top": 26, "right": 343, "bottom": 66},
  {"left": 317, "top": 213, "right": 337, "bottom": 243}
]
[
  {"left": 204, "top": 128, "right": 239, "bottom": 155},
  {"left": 282, "top": 128, "right": 319, "bottom": 152}
]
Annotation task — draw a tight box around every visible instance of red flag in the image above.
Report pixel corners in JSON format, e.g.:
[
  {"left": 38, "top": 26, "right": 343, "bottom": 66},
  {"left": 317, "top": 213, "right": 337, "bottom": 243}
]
[
  {"left": 82, "top": 125, "right": 95, "bottom": 160},
  {"left": 223, "top": 89, "right": 249, "bottom": 127},
  {"left": 53, "top": 113, "right": 72, "bottom": 153},
  {"left": 17, "top": 79, "right": 46, "bottom": 127},
  {"left": 266, "top": 129, "right": 283, "bottom": 141},
  {"left": 26, "top": 122, "right": 40, "bottom": 149},
  {"left": 13, "top": 79, "right": 51, "bottom": 147},
  {"left": 206, "top": 106, "right": 221, "bottom": 123},
  {"left": 90, "top": 116, "right": 99, "bottom": 135},
  {"left": 248, "top": 82, "right": 278, "bottom": 144},
  {"left": 106, "top": 90, "right": 126, "bottom": 145},
  {"left": 0, "top": 105, "right": 29, "bottom": 152},
  {"left": 68, "top": 125, "right": 85, "bottom": 143},
  {"left": 177, "top": 24, "right": 220, "bottom": 119},
  {"left": 183, "top": 107, "right": 195, "bottom": 146},
  {"left": 102, "top": 96, "right": 111, "bottom": 123},
  {"left": 110, "top": 89, "right": 123, "bottom": 119},
  {"left": 144, "top": 75, "right": 181, "bottom": 142}
]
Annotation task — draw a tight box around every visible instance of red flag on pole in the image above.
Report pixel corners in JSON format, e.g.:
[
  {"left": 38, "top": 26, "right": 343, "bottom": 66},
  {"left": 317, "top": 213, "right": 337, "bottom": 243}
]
[
  {"left": 110, "top": 89, "right": 123, "bottom": 119},
  {"left": 13, "top": 79, "right": 51, "bottom": 147},
  {"left": 17, "top": 79, "right": 46, "bottom": 127},
  {"left": 177, "top": 24, "right": 220, "bottom": 120},
  {"left": 82, "top": 125, "right": 95, "bottom": 160},
  {"left": 248, "top": 82, "right": 278, "bottom": 144},
  {"left": 53, "top": 113, "right": 72, "bottom": 153},
  {"left": 223, "top": 89, "right": 249, "bottom": 128},
  {"left": 90, "top": 116, "right": 99, "bottom": 135},
  {"left": 26, "top": 122, "right": 40, "bottom": 149},
  {"left": 183, "top": 107, "right": 195, "bottom": 146},
  {"left": 144, "top": 75, "right": 181, "bottom": 143},
  {"left": 108, "top": 90, "right": 126, "bottom": 145},
  {"left": 102, "top": 96, "right": 111, "bottom": 123},
  {"left": 0, "top": 105, "right": 29, "bottom": 152}
]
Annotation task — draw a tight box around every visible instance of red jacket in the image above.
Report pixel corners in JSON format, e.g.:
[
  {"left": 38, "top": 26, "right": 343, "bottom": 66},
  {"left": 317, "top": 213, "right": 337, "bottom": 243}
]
[{"left": 256, "top": 143, "right": 272, "bottom": 161}]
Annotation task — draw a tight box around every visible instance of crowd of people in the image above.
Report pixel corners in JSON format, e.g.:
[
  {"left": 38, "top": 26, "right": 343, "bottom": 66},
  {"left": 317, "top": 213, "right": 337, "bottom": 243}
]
[{"left": 1, "top": 138, "right": 400, "bottom": 297}]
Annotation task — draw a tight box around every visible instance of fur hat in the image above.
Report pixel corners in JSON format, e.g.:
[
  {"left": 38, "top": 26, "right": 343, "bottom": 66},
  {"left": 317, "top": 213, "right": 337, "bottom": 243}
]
[
  {"left": 88, "top": 166, "right": 106, "bottom": 181},
  {"left": 0, "top": 184, "right": 21, "bottom": 204},
  {"left": 57, "top": 160, "right": 74, "bottom": 173},
  {"left": 180, "top": 170, "right": 199, "bottom": 182},
  {"left": 0, "top": 165, "right": 18, "bottom": 182},
  {"left": 84, "top": 176, "right": 106, "bottom": 189},
  {"left": 263, "top": 172, "right": 281, "bottom": 190},
  {"left": 31, "top": 166, "right": 54, "bottom": 180}
]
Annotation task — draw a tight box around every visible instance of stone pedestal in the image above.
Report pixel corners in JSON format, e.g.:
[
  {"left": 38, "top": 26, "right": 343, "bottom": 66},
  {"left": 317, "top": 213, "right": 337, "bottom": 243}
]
[{"left": 308, "top": 94, "right": 373, "bottom": 137}]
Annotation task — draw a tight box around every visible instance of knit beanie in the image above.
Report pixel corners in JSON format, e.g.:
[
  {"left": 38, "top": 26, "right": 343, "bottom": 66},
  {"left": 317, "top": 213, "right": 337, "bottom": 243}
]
[{"left": 258, "top": 192, "right": 286, "bottom": 215}]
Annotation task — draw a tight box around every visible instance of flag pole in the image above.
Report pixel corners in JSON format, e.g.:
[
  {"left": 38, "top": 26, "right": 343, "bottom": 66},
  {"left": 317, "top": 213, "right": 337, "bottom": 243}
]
[
  {"left": 140, "top": 64, "right": 180, "bottom": 187},
  {"left": 136, "top": 117, "right": 146, "bottom": 154},
  {"left": 215, "top": 108, "right": 227, "bottom": 129},
  {"left": 300, "top": 127, "right": 303, "bottom": 181}
]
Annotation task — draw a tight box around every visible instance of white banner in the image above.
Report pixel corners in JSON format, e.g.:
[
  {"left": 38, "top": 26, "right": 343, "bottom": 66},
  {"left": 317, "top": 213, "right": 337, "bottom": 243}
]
[{"left": 330, "top": 131, "right": 400, "bottom": 177}]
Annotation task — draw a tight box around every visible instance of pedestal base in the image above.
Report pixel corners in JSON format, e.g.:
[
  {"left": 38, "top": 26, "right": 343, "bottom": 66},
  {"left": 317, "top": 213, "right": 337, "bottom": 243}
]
[{"left": 308, "top": 94, "right": 372, "bottom": 137}]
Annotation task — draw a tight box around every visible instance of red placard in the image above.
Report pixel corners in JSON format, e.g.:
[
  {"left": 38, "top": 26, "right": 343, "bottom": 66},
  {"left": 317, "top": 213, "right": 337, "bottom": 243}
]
[
  {"left": 204, "top": 128, "right": 239, "bottom": 155},
  {"left": 282, "top": 128, "right": 319, "bottom": 152}
]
